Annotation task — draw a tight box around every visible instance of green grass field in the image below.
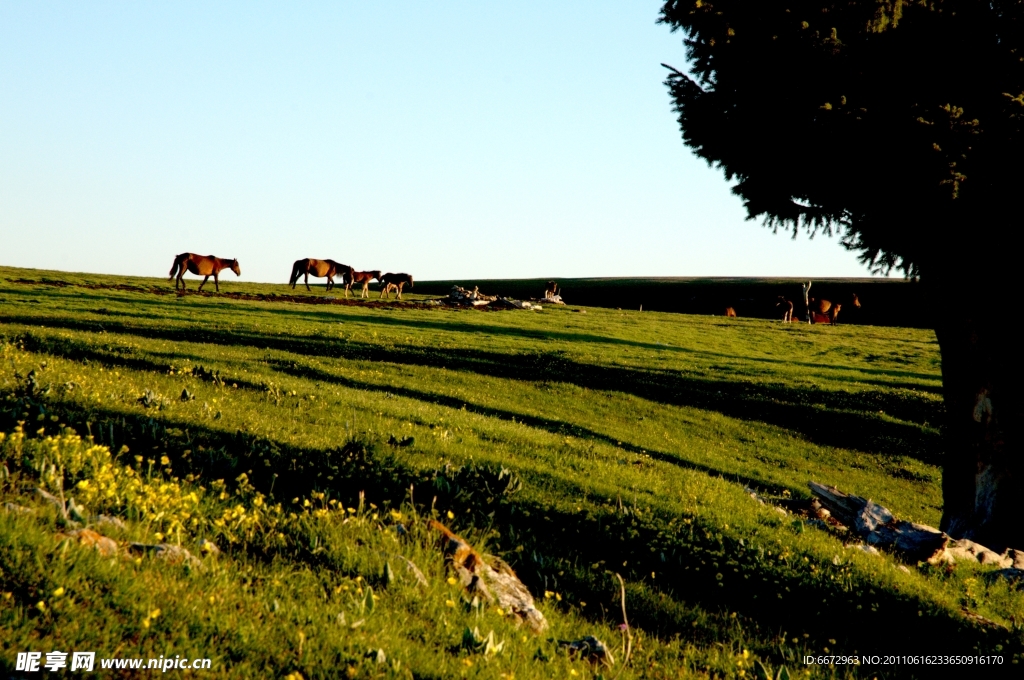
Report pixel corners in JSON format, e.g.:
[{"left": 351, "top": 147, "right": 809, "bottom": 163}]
[{"left": 1, "top": 266, "right": 1021, "bottom": 679}]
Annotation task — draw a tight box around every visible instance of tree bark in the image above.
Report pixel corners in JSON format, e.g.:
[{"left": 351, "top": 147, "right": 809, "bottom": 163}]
[{"left": 932, "top": 273, "right": 1024, "bottom": 552}]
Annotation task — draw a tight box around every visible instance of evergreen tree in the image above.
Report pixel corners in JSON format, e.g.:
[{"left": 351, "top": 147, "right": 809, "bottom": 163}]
[{"left": 660, "top": 0, "right": 1024, "bottom": 550}]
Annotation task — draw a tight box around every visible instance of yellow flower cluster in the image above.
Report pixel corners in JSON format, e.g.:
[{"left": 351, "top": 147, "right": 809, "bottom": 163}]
[
  {"left": 3, "top": 426, "right": 203, "bottom": 536},
  {"left": 211, "top": 473, "right": 285, "bottom": 544},
  {"left": 2, "top": 423, "right": 353, "bottom": 550}
]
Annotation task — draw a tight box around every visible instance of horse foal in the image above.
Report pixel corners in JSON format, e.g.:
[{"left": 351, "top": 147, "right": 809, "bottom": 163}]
[
  {"left": 345, "top": 270, "right": 382, "bottom": 299},
  {"left": 379, "top": 273, "right": 414, "bottom": 300}
]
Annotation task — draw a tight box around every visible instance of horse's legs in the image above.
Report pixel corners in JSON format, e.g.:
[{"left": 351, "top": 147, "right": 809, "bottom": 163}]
[
  {"left": 326, "top": 275, "right": 333, "bottom": 292},
  {"left": 198, "top": 275, "right": 209, "bottom": 291},
  {"left": 396, "top": 283, "right": 403, "bottom": 300},
  {"left": 305, "top": 272, "right": 311, "bottom": 292},
  {"left": 362, "top": 282, "right": 370, "bottom": 299},
  {"left": 214, "top": 272, "right": 220, "bottom": 292}
]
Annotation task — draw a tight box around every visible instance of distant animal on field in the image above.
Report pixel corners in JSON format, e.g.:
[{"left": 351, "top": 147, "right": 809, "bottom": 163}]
[
  {"left": 776, "top": 296, "right": 794, "bottom": 322},
  {"left": 379, "top": 272, "right": 414, "bottom": 299},
  {"left": 724, "top": 307, "right": 737, "bottom": 317},
  {"left": 345, "top": 270, "right": 382, "bottom": 299},
  {"left": 544, "top": 281, "right": 560, "bottom": 298},
  {"left": 808, "top": 294, "right": 860, "bottom": 325},
  {"left": 809, "top": 304, "right": 843, "bottom": 325},
  {"left": 289, "top": 258, "right": 351, "bottom": 292},
  {"left": 169, "top": 253, "right": 240, "bottom": 292}
]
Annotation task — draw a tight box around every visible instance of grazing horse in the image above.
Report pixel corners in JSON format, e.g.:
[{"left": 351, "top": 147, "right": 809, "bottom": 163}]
[
  {"left": 379, "top": 272, "right": 414, "bottom": 300},
  {"left": 544, "top": 281, "right": 560, "bottom": 298},
  {"left": 808, "top": 293, "right": 860, "bottom": 325},
  {"left": 724, "top": 307, "right": 737, "bottom": 317},
  {"left": 289, "top": 258, "right": 351, "bottom": 292},
  {"left": 776, "top": 296, "right": 794, "bottom": 322},
  {"left": 169, "top": 253, "right": 240, "bottom": 292},
  {"left": 344, "top": 270, "right": 382, "bottom": 299}
]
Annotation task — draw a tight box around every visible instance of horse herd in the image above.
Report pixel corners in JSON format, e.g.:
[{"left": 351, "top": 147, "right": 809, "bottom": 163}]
[
  {"left": 168, "top": 253, "right": 413, "bottom": 299},
  {"left": 168, "top": 254, "right": 856, "bottom": 326},
  {"left": 774, "top": 280, "right": 861, "bottom": 326}
]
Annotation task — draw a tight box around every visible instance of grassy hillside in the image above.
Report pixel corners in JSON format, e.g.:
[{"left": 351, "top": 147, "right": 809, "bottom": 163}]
[{"left": 1, "top": 266, "right": 1021, "bottom": 679}]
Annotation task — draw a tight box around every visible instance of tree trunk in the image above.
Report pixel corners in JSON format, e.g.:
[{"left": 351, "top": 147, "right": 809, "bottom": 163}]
[{"left": 932, "top": 275, "right": 1024, "bottom": 552}]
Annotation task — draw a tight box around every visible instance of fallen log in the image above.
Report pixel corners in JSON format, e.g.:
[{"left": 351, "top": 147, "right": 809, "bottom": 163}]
[
  {"left": 807, "top": 482, "right": 948, "bottom": 562},
  {"left": 808, "top": 482, "right": 1023, "bottom": 569}
]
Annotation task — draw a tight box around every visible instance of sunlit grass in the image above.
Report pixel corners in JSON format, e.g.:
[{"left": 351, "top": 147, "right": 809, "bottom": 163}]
[{"left": 1, "top": 266, "right": 1021, "bottom": 678}]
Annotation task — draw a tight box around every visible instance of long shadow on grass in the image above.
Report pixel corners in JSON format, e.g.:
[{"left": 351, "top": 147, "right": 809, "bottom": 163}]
[
  {"left": 12, "top": 330, "right": 896, "bottom": 499},
  {"left": 2, "top": 287, "right": 941, "bottom": 383},
  {"left": 11, "top": 333, "right": 268, "bottom": 393},
  {"left": 2, "top": 317, "right": 943, "bottom": 464},
  {"left": 0, "top": 391, "right": 1012, "bottom": 673},
  {"left": 264, "top": 359, "right": 805, "bottom": 496},
  {"left": 191, "top": 301, "right": 944, "bottom": 382},
  {"left": 9, "top": 331, "right": 932, "bottom": 499}
]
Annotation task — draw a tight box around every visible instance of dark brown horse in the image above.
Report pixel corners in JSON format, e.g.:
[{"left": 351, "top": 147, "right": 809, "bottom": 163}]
[
  {"left": 344, "top": 270, "right": 381, "bottom": 299},
  {"left": 169, "top": 253, "right": 240, "bottom": 292},
  {"left": 290, "top": 258, "right": 351, "bottom": 292},
  {"left": 379, "top": 272, "right": 414, "bottom": 300},
  {"left": 776, "top": 296, "right": 794, "bottom": 322}
]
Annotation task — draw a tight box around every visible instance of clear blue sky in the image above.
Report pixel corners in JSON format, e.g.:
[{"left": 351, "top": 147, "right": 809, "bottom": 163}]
[{"left": 1, "top": 2, "right": 876, "bottom": 283}]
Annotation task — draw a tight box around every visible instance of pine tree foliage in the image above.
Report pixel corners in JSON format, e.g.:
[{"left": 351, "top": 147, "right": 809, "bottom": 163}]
[{"left": 660, "top": 1, "right": 1024, "bottom": 275}]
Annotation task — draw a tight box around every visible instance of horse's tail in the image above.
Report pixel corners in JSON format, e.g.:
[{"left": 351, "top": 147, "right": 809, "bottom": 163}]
[
  {"left": 169, "top": 254, "right": 185, "bottom": 280},
  {"left": 289, "top": 260, "right": 304, "bottom": 286},
  {"left": 407, "top": 275, "right": 414, "bottom": 289}
]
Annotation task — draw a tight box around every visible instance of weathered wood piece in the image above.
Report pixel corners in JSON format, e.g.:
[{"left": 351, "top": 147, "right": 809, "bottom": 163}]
[
  {"left": 808, "top": 481, "right": 1022, "bottom": 568},
  {"left": 809, "top": 482, "right": 948, "bottom": 562},
  {"left": 57, "top": 528, "right": 119, "bottom": 557},
  {"left": 429, "top": 519, "right": 548, "bottom": 632}
]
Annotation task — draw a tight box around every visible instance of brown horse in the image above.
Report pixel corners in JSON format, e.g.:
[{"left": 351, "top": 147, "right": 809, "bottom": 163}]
[
  {"left": 379, "top": 272, "right": 414, "bottom": 300},
  {"left": 290, "top": 258, "right": 351, "bottom": 292},
  {"left": 344, "top": 270, "right": 382, "bottom": 299},
  {"left": 169, "top": 253, "right": 240, "bottom": 292},
  {"left": 808, "top": 293, "right": 860, "bottom": 325}
]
